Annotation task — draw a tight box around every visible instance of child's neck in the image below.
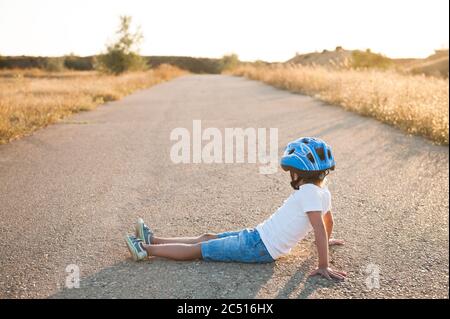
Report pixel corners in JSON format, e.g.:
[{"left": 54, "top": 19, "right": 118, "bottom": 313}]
[{"left": 298, "top": 180, "right": 324, "bottom": 188}]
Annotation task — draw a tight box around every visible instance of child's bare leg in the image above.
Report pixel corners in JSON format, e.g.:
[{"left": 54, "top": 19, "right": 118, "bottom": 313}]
[
  {"left": 144, "top": 243, "right": 202, "bottom": 261},
  {"left": 152, "top": 233, "right": 217, "bottom": 245}
]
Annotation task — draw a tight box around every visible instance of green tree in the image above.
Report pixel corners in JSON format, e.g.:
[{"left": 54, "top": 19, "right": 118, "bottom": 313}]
[
  {"left": 220, "top": 54, "right": 240, "bottom": 72},
  {"left": 96, "top": 16, "right": 148, "bottom": 74}
]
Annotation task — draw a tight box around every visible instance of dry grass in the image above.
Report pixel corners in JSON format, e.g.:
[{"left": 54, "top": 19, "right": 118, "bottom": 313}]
[
  {"left": 0, "top": 64, "right": 187, "bottom": 144},
  {"left": 230, "top": 64, "right": 449, "bottom": 145}
]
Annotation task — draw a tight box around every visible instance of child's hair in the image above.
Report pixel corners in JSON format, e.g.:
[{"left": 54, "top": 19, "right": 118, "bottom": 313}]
[
  {"left": 288, "top": 167, "right": 330, "bottom": 189},
  {"left": 301, "top": 171, "right": 327, "bottom": 182}
]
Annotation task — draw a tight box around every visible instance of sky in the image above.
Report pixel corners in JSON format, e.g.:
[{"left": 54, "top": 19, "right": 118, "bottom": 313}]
[{"left": 0, "top": 0, "right": 448, "bottom": 62}]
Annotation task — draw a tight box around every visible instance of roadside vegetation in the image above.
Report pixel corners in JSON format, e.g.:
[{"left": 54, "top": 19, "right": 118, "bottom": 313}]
[
  {"left": 1, "top": 17, "right": 447, "bottom": 146},
  {"left": 0, "top": 65, "right": 186, "bottom": 144},
  {"left": 0, "top": 15, "right": 189, "bottom": 144},
  {"left": 230, "top": 64, "right": 449, "bottom": 144}
]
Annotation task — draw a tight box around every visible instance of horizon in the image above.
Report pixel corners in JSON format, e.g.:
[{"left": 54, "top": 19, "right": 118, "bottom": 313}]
[
  {"left": 3, "top": 48, "right": 449, "bottom": 62},
  {"left": 0, "top": 0, "right": 449, "bottom": 62}
]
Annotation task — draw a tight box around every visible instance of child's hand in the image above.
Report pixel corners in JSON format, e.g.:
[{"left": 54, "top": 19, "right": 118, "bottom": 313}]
[
  {"left": 309, "top": 267, "right": 347, "bottom": 281},
  {"left": 328, "top": 238, "right": 345, "bottom": 246}
]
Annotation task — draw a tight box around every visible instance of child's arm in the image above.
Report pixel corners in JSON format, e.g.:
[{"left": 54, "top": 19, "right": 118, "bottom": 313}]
[
  {"left": 323, "top": 211, "right": 345, "bottom": 246},
  {"left": 307, "top": 211, "right": 347, "bottom": 280}
]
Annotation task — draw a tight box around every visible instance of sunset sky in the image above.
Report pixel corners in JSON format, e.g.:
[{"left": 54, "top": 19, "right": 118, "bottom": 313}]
[{"left": 0, "top": 0, "right": 448, "bottom": 61}]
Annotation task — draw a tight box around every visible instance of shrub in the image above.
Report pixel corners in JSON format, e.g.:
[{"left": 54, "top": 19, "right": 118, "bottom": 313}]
[
  {"left": 146, "top": 56, "right": 223, "bottom": 74},
  {"left": 219, "top": 54, "right": 240, "bottom": 72},
  {"left": 43, "top": 57, "right": 66, "bottom": 72},
  {"left": 96, "top": 16, "right": 148, "bottom": 75},
  {"left": 64, "top": 55, "right": 94, "bottom": 71},
  {"left": 96, "top": 50, "right": 147, "bottom": 74},
  {"left": 352, "top": 49, "right": 393, "bottom": 70}
]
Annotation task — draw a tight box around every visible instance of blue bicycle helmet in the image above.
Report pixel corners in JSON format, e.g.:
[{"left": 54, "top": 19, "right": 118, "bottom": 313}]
[{"left": 280, "top": 137, "right": 335, "bottom": 173}]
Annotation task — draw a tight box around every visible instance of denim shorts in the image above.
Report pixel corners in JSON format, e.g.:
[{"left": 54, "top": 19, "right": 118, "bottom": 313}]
[{"left": 201, "top": 228, "right": 274, "bottom": 263}]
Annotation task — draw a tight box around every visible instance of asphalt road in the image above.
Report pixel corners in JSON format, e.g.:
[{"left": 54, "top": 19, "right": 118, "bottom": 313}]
[{"left": 0, "top": 75, "right": 448, "bottom": 299}]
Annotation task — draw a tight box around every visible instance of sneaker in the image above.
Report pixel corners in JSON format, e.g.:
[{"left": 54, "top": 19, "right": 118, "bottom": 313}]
[
  {"left": 135, "top": 218, "right": 154, "bottom": 245},
  {"left": 125, "top": 234, "right": 148, "bottom": 261}
]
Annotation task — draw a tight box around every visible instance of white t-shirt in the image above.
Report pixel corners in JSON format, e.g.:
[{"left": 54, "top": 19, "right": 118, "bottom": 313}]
[{"left": 256, "top": 183, "right": 332, "bottom": 260}]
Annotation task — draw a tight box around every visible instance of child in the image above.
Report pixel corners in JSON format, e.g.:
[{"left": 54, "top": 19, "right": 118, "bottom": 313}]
[{"left": 125, "top": 137, "right": 346, "bottom": 280}]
